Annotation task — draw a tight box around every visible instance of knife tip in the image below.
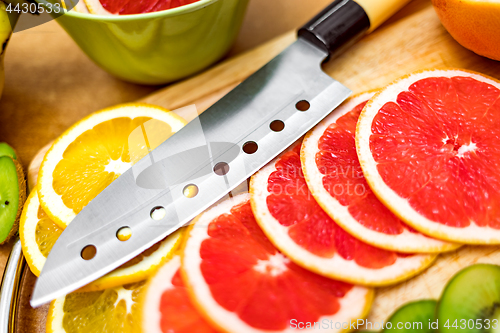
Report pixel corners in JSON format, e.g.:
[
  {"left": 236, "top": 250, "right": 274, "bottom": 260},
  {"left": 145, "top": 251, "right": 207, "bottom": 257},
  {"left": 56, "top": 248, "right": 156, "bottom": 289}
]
[
  {"left": 30, "top": 295, "right": 49, "bottom": 308},
  {"left": 30, "top": 280, "right": 64, "bottom": 308}
]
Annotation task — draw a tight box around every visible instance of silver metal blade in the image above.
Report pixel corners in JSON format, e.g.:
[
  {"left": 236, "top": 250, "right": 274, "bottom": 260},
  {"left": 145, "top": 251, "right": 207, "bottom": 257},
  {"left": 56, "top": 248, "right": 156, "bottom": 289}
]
[{"left": 31, "top": 38, "right": 351, "bottom": 307}]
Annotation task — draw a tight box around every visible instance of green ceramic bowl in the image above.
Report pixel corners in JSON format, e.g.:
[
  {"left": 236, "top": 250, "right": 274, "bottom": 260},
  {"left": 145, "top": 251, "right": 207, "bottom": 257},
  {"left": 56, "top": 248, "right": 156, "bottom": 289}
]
[{"left": 49, "top": 0, "right": 249, "bottom": 84}]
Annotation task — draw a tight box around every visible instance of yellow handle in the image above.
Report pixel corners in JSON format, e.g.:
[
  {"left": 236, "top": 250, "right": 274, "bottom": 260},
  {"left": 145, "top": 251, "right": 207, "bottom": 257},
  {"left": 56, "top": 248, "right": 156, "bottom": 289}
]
[{"left": 354, "top": 0, "right": 412, "bottom": 31}]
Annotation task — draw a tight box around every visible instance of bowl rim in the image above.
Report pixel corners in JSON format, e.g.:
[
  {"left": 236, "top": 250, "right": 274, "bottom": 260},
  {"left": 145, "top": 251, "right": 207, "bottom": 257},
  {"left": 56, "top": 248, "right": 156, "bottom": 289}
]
[{"left": 36, "top": 0, "right": 219, "bottom": 21}]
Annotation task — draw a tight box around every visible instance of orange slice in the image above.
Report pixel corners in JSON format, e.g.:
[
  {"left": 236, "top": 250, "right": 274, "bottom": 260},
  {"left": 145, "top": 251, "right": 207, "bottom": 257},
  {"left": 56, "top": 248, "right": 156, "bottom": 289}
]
[
  {"left": 302, "top": 92, "right": 460, "bottom": 253},
  {"left": 250, "top": 142, "right": 437, "bottom": 286},
  {"left": 20, "top": 188, "right": 182, "bottom": 290},
  {"left": 37, "top": 103, "right": 185, "bottom": 228},
  {"left": 46, "top": 281, "right": 144, "bottom": 333},
  {"left": 356, "top": 69, "right": 500, "bottom": 244},
  {"left": 182, "top": 193, "right": 374, "bottom": 333},
  {"left": 140, "top": 255, "right": 219, "bottom": 333}
]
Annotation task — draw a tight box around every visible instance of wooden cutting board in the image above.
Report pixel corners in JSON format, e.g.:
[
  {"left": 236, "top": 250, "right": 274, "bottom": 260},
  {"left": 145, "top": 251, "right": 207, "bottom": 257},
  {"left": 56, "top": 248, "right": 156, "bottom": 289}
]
[{"left": 13, "top": 0, "right": 500, "bottom": 331}]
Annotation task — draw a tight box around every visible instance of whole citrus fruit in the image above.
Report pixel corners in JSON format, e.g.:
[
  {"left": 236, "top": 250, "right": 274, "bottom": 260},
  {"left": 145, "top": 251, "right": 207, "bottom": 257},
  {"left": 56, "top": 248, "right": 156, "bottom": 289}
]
[{"left": 432, "top": 0, "right": 500, "bottom": 61}]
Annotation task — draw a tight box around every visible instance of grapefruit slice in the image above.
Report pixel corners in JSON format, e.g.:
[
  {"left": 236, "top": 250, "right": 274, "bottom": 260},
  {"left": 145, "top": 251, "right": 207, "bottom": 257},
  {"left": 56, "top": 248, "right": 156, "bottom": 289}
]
[
  {"left": 20, "top": 188, "right": 182, "bottom": 290},
  {"left": 250, "top": 142, "right": 437, "bottom": 286},
  {"left": 302, "top": 92, "right": 460, "bottom": 253},
  {"left": 140, "top": 254, "right": 219, "bottom": 333},
  {"left": 356, "top": 69, "right": 500, "bottom": 244},
  {"left": 84, "top": 0, "right": 199, "bottom": 15},
  {"left": 182, "top": 193, "right": 374, "bottom": 333}
]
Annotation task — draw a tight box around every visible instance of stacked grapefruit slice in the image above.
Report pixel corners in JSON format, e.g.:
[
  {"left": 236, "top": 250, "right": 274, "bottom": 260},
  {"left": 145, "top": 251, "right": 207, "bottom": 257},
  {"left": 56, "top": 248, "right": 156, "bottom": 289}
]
[
  {"left": 181, "top": 194, "right": 374, "bottom": 332},
  {"left": 251, "top": 142, "right": 437, "bottom": 286},
  {"left": 301, "top": 92, "right": 459, "bottom": 253},
  {"left": 357, "top": 69, "right": 500, "bottom": 244}
]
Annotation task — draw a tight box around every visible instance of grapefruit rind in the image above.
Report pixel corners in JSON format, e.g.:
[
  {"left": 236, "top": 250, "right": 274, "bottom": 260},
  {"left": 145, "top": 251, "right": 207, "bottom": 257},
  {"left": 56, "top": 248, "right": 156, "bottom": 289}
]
[
  {"left": 140, "top": 255, "right": 181, "bottom": 333},
  {"left": 139, "top": 256, "right": 181, "bottom": 333},
  {"left": 182, "top": 193, "right": 375, "bottom": 333},
  {"left": 301, "top": 92, "right": 460, "bottom": 253},
  {"left": 251, "top": 161, "right": 437, "bottom": 286},
  {"left": 37, "top": 103, "right": 186, "bottom": 228},
  {"left": 356, "top": 69, "right": 500, "bottom": 244},
  {"left": 139, "top": 254, "right": 217, "bottom": 333}
]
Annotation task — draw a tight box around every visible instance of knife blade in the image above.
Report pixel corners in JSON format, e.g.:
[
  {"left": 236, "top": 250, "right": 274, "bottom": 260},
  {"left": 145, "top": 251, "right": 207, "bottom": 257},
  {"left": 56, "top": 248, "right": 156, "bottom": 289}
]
[{"left": 31, "top": 0, "right": 410, "bottom": 307}]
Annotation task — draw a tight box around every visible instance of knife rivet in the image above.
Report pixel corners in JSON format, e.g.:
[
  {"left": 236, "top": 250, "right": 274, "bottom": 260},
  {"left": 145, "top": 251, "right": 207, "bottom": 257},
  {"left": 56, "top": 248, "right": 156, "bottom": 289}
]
[
  {"left": 151, "top": 206, "right": 167, "bottom": 220},
  {"left": 270, "top": 120, "right": 285, "bottom": 132},
  {"left": 81, "top": 245, "right": 97, "bottom": 260},
  {"left": 117, "top": 227, "right": 132, "bottom": 241},
  {"left": 213, "top": 162, "right": 230, "bottom": 176},
  {"left": 183, "top": 184, "right": 199, "bottom": 198},
  {"left": 243, "top": 141, "right": 258, "bottom": 154},
  {"left": 296, "top": 100, "right": 310, "bottom": 111}
]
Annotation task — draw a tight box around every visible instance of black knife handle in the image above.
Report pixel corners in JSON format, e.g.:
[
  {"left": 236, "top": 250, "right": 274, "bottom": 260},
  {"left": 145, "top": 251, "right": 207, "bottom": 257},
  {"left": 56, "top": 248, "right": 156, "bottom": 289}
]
[{"left": 298, "top": 0, "right": 370, "bottom": 56}]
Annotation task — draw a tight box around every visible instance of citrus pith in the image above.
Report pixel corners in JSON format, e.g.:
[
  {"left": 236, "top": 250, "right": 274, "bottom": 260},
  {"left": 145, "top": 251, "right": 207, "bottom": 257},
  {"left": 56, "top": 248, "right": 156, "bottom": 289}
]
[{"left": 140, "top": 255, "right": 219, "bottom": 333}]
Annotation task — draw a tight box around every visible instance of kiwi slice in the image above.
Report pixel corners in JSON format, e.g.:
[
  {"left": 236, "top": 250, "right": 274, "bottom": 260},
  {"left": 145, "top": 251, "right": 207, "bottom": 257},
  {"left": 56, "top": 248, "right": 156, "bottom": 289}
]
[
  {"left": 382, "top": 299, "right": 437, "bottom": 332},
  {"left": 0, "top": 142, "right": 17, "bottom": 159},
  {"left": 0, "top": 155, "right": 26, "bottom": 243},
  {"left": 438, "top": 264, "right": 500, "bottom": 332}
]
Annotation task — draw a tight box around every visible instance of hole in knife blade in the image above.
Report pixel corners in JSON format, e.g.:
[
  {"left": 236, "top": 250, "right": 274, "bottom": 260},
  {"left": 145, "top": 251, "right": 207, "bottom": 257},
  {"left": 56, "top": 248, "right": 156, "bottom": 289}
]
[
  {"left": 183, "top": 184, "right": 199, "bottom": 198},
  {"left": 242, "top": 141, "right": 258, "bottom": 154},
  {"left": 270, "top": 120, "right": 285, "bottom": 132},
  {"left": 213, "top": 162, "right": 230, "bottom": 176},
  {"left": 117, "top": 227, "right": 132, "bottom": 241},
  {"left": 296, "top": 100, "right": 310, "bottom": 111},
  {"left": 151, "top": 206, "right": 167, "bottom": 220},
  {"left": 81, "top": 245, "right": 97, "bottom": 260}
]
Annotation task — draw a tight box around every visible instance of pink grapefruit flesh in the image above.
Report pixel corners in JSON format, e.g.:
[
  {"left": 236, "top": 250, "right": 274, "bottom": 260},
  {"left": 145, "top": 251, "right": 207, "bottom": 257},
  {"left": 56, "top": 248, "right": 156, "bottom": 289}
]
[
  {"left": 141, "top": 255, "right": 218, "bottom": 333},
  {"left": 182, "top": 194, "right": 374, "bottom": 333},
  {"left": 356, "top": 69, "right": 500, "bottom": 244},
  {"left": 86, "top": 0, "right": 199, "bottom": 15},
  {"left": 251, "top": 142, "right": 437, "bottom": 286},
  {"left": 302, "top": 92, "right": 459, "bottom": 253}
]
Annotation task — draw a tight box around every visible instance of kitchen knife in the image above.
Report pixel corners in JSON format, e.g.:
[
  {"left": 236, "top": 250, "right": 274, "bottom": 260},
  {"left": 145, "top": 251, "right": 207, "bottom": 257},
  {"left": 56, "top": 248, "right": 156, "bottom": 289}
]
[{"left": 31, "top": 0, "right": 410, "bottom": 307}]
